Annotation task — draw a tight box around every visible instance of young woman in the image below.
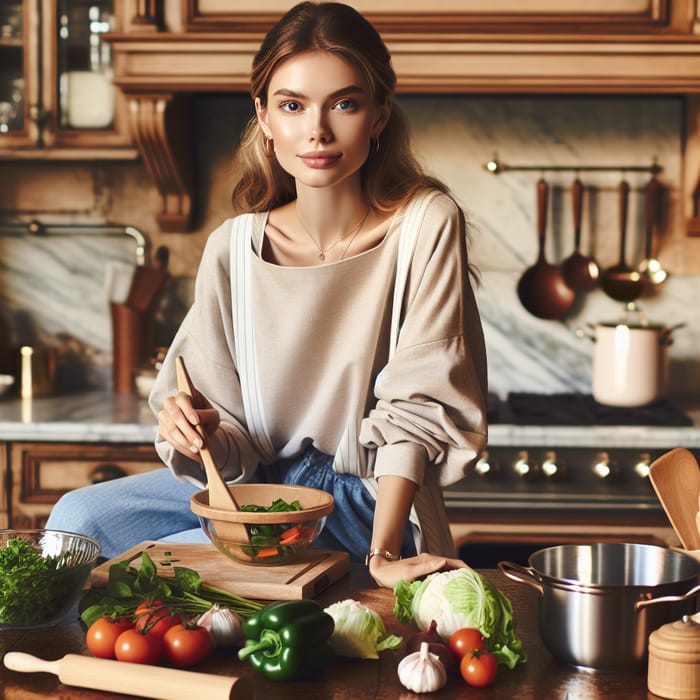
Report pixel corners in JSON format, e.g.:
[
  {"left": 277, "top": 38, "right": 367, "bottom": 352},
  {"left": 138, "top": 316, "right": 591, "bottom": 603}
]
[{"left": 47, "top": 1, "right": 487, "bottom": 589}]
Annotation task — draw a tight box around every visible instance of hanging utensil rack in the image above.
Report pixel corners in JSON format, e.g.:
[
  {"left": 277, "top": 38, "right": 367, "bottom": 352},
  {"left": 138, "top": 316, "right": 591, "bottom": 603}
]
[
  {"left": 0, "top": 220, "right": 148, "bottom": 264},
  {"left": 484, "top": 156, "right": 662, "bottom": 177}
]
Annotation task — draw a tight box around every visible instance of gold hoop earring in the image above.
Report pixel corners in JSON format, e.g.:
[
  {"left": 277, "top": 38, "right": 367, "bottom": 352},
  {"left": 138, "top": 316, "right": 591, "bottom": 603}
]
[
  {"left": 263, "top": 137, "right": 274, "bottom": 157},
  {"left": 372, "top": 137, "right": 380, "bottom": 154}
]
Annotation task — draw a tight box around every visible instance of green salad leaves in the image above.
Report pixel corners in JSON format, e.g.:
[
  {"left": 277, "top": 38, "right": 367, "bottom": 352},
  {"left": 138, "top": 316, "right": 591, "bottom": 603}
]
[{"left": 393, "top": 568, "right": 525, "bottom": 669}]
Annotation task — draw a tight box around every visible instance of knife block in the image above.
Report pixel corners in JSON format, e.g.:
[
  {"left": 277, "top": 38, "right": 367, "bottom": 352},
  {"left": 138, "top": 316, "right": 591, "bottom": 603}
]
[{"left": 110, "top": 302, "right": 150, "bottom": 394}]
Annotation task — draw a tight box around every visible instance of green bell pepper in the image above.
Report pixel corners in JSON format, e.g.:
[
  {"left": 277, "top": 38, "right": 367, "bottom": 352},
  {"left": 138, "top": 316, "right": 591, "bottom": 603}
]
[{"left": 237, "top": 599, "right": 335, "bottom": 681}]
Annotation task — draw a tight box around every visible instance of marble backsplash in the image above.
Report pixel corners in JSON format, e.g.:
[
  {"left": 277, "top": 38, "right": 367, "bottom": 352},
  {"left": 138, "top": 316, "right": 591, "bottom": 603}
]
[{"left": 0, "top": 94, "right": 698, "bottom": 400}]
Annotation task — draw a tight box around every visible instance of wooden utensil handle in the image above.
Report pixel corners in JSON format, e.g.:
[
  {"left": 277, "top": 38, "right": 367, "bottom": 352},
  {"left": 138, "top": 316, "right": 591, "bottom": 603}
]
[
  {"left": 618, "top": 179, "right": 630, "bottom": 254},
  {"left": 537, "top": 177, "right": 549, "bottom": 240},
  {"left": 644, "top": 176, "right": 661, "bottom": 256},
  {"left": 572, "top": 177, "right": 584, "bottom": 246},
  {"left": 4, "top": 652, "right": 252, "bottom": 700}
]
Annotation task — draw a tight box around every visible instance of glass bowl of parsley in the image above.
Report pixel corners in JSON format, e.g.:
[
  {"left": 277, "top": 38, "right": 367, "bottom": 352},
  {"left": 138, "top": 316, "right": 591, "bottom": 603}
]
[
  {"left": 190, "top": 484, "right": 334, "bottom": 565},
  {"left": 0, "top": 529, "right": 101, "bottom": 628}
]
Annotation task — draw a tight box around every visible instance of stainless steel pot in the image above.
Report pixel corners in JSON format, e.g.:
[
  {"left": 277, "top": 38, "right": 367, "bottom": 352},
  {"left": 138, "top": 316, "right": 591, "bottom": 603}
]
[{"left": 499, "top": 543, "right": 700, "bottom": 672}]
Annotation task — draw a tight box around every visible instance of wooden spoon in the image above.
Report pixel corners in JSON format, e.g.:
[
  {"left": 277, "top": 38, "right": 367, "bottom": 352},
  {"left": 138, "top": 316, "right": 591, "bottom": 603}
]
[
  {"left": 175, "top": 356, "right": 249, "bottom": 543},
  {"left": 648, "top": 448, "right": 700, "bottom": 550},
  {"left": 560, "top": 177, "right": 599, "bottom": 291},
  {"left": 517, "top": 178, "right": 575, "bottom": 320},
  {"left": 599, "top": 179, "right": 645, "bottom": 303}
]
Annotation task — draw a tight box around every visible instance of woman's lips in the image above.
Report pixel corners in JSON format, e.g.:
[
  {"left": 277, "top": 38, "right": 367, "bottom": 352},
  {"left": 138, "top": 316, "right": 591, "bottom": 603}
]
[{"left": 299, "top": 152, "right": 341, "bottom": 169}]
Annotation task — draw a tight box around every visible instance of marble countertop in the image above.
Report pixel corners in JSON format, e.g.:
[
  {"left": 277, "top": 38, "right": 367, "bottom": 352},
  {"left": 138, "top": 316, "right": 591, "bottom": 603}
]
[
  {"left": 0, "top": 391, "right": 157, "bottom": 443},
  {"left": 0, "top": 391, "right": 699, "bottom": 448}
]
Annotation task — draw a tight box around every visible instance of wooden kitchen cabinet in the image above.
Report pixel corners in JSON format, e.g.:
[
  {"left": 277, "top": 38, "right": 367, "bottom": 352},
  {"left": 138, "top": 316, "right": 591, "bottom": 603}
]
[
  {"left": 185, "top": 0, "right": 697, "bottom": 35},
  {"left": 107, "top": 0, "right": 700, "bottom": 234},
  {"left": 7, "top": 442, "right": 162, "bottom": 529},
  {"left": 0, "top": 0, "right": 136, "bottom": 159}
]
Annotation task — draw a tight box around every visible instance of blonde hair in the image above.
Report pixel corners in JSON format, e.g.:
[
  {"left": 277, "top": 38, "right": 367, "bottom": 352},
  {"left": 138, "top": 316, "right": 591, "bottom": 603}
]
[{"left": 231, "top": 1, "right": 448, "bottom": 214}]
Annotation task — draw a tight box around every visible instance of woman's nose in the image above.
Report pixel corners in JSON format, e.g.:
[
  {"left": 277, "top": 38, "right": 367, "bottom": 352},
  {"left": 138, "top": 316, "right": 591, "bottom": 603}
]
[{"left": 308, "top": 110, "right": 331, "bottom": 143}]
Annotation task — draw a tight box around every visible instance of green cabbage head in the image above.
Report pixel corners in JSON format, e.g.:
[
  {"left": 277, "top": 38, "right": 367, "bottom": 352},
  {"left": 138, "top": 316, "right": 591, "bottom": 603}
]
[{"left": 393, "top": 568, "right": 525, "bottom": 669}]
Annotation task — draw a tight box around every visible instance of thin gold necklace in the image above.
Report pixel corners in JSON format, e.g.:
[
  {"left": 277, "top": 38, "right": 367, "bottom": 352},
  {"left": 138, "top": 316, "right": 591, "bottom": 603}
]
[{"left": 296, "top": 205, "right": 369, "bottom": 261}]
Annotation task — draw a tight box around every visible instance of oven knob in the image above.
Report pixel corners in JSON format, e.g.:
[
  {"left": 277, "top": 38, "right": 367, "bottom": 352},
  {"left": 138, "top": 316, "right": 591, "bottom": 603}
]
[
  {"left": 634, "top": 452, "right": 651, "bottom": 478},
  {"left": 474, "top": 451, "right": 499, "bottom": 479},
  {"left": 541, "top": 451, "right": 565, "bottom": 479},
  {"left": 592, "top": 451, "right": 619, "bottom": 480},
  {"left": 513, "top": 451, "right": 538, "bottom": 479}
]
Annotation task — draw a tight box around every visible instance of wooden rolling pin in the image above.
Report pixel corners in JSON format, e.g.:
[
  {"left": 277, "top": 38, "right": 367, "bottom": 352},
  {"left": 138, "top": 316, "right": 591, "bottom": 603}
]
[{"left": 3, "top": 652, "right": 253, "bottom": 700}]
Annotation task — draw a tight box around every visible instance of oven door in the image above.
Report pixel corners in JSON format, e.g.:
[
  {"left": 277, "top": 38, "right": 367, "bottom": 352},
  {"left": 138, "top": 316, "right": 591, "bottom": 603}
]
[{"left": 444, "top": 445, "right": 679, "bottom": 568}]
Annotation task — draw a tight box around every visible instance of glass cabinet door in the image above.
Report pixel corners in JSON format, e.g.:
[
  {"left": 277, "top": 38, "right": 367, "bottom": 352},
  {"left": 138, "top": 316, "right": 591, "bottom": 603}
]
[
  {"left": 0, "top": 1, "right": 27, "bottom": 137},
  {"left": 0, "top": 0, "right": 133, "bottom": 155},
  {"left": 57, "top": 0, "right": 115, "bottom": 131}
]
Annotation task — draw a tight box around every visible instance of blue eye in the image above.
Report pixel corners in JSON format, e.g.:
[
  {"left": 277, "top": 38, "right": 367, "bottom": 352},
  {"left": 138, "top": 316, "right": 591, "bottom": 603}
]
[
  {"left": 335, "top": 99, "right": 357, "bottom": 111},
  {"left": 280, "top": 101, "right": 301, "bottom": 113}
]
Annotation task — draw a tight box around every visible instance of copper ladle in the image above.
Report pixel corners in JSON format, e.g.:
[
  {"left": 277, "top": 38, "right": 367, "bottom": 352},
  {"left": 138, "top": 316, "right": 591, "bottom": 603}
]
[
  {"left": 599, "top": 179, "right": 645, "bottom": 303},
  {"left": 560, "top": 177, "right": 599, "bottom": 291},
  {"left": 517, "top": 178, "right": 575, "bottom": 320}
]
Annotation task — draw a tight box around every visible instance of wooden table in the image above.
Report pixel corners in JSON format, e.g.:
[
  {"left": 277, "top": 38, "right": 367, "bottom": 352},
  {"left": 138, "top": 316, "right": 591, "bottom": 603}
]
[{"left": 0, "top": 564, "right": 663, "bottom": 699}]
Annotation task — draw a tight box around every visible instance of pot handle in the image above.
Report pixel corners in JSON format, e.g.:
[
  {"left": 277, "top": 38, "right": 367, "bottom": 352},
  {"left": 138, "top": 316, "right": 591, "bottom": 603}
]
[
  {"left": 634, "top": 582, "right": 700, "bottom": 612},
  {"left": 497, "top": 561, "right": 544, "bottom": 595},
  {"left": 574, "top": 325, "right": 596, "bottom": 342},
  {"left": 659, "top": 322, "right": 686, "bottom": 346}
]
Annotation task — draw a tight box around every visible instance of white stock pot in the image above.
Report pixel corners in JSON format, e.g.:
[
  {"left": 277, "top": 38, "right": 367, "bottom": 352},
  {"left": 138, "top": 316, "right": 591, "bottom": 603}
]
[{"left": 583, "top": 318, "right": 682, "bottom": 407}]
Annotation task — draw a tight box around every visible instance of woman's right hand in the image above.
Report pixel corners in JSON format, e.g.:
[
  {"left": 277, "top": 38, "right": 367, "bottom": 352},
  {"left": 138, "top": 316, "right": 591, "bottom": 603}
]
[{"left": 157, "top": 392, "right": 221, "bottom": 460}]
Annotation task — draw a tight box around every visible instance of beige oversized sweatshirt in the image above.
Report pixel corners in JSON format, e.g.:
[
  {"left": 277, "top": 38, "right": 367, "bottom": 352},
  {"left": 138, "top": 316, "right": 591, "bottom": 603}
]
[{"left": 149, "top": 191, "right": 488, "bottom": 553}]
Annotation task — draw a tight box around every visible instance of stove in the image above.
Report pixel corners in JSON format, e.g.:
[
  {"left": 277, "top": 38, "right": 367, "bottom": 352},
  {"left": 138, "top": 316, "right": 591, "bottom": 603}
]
[
  {"left": 490, "top": 392, "right": 693, "bottom": 427},
  {"left": 444, "top": 393, "right": 699, "bottom": 567}
]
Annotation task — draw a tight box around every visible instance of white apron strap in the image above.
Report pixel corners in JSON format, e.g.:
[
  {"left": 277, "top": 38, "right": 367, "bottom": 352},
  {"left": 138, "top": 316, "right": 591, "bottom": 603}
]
[
  {"left": 389, "top": 190, "right": 440, "bottom": 358},
  {"left": 364, "top": 190, "right": 457, "bottom": 557},
  {"left": 230, "top": 215, "right": 276, "bottom": 463}
]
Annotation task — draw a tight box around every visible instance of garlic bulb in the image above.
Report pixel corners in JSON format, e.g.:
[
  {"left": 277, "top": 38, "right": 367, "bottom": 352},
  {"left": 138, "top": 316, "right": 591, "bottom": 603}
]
[
  {"left": 397, "top": 641, "right": 448, "bottom": 693},
  {"left": 196, "top": 605, "right": 243, "bottom": 648}
]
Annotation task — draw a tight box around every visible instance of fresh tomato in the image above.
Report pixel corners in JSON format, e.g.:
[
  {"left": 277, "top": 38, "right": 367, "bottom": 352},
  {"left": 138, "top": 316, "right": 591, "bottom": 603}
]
[
  {"left": 134, "top": 602, "right": 181, "bottom": 638},
  {"left": 460, "top": 649, "right": 498, "bottom": 688},
  {"left": 86, "top": 617, "right": 133, "bottom": 659},
  {"left": 449, "top": 627, "right": 486, "bottom": 659},
  {"left": 161, "top": 623, "right": 215, "bottom": 668},
  {"left": 114, "top": 628, "right": 163, "bottom": 665}
]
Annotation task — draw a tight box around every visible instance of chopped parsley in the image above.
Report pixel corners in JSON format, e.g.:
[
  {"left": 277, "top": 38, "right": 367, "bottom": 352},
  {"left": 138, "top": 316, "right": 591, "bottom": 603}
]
[{"left": 0, "top": 537, "right": 90, "bottom": 626}]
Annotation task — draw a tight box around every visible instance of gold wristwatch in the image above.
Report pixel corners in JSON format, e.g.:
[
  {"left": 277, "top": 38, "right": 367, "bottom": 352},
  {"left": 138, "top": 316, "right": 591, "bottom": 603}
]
[{"left": 364, "top": 547, "right": 401, "bottom": 567}]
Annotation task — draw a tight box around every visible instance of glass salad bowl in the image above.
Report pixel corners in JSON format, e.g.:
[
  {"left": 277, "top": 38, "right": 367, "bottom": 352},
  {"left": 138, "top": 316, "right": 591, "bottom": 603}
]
[
  {"left": 0, "top": 529, "right": 101, "bottom": 628},
  {"left": 190, "top": 483, "right": 334, "bottom": 565}
]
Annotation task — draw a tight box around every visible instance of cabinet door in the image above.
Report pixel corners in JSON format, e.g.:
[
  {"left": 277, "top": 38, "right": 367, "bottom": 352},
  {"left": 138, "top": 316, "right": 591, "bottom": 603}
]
[
  {"left": 0, "top": 0, "right": 39, "bottom": 146},
  {"left": 0, "top": 0, "right": 135, "bottom": 157},
  {"left": 44, "top": 0, "right": 133, "bottom": 151},
  {"left": 185, "top": 0, "right": 675, "bottom": 33},
  {"left": 0, "top": 443, "right": 7, "bottom": 528},
  {"left": 9, "top": 442, "right": 162, "bottom": 529}
]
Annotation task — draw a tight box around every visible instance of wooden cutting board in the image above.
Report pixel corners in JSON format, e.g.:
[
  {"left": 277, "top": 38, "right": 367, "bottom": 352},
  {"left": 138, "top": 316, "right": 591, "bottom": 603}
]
[{"left": 90, "top": 541, "right": 350, "bottom": 600}]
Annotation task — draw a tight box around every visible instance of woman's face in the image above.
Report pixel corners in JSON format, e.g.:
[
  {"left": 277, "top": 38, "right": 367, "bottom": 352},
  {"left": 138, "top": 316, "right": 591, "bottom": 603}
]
[{"left": 256, "top": 51, "right": 389, "bottom": 192}]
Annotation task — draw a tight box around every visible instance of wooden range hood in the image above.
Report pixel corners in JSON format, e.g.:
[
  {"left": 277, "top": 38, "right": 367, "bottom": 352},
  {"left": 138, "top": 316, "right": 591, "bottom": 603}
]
[{"left": 107, "top": 4, "right": 700, "bottom": 234}]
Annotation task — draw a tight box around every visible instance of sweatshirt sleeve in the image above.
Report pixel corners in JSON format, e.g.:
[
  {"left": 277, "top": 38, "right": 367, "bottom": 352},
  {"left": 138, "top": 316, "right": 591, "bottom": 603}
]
[
  {"left": 148, "top": 219, "right": 264, "bottom": 486},
  {"left": 358, "top": 194, "right": 488, "bottom": 487}
]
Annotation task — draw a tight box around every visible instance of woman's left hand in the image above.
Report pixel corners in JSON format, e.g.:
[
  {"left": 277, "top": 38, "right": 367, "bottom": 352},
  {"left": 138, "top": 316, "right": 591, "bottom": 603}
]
[{"left": 368, "top": 552, "right": 468, "bottom": 589}]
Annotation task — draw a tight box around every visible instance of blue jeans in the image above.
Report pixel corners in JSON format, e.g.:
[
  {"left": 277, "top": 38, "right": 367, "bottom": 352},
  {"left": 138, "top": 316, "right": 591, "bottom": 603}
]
[{"left": 46, "top": 447, "right": 417, "bottom": 563}]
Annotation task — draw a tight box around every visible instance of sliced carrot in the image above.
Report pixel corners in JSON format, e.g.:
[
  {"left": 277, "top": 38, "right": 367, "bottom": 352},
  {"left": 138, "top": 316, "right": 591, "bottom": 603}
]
[
  {"left": 279, "top": 526, "right": 304, "bottom": 544},
  {"left": 255, "top": 547, "right": 281, "bottom": 558}
]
